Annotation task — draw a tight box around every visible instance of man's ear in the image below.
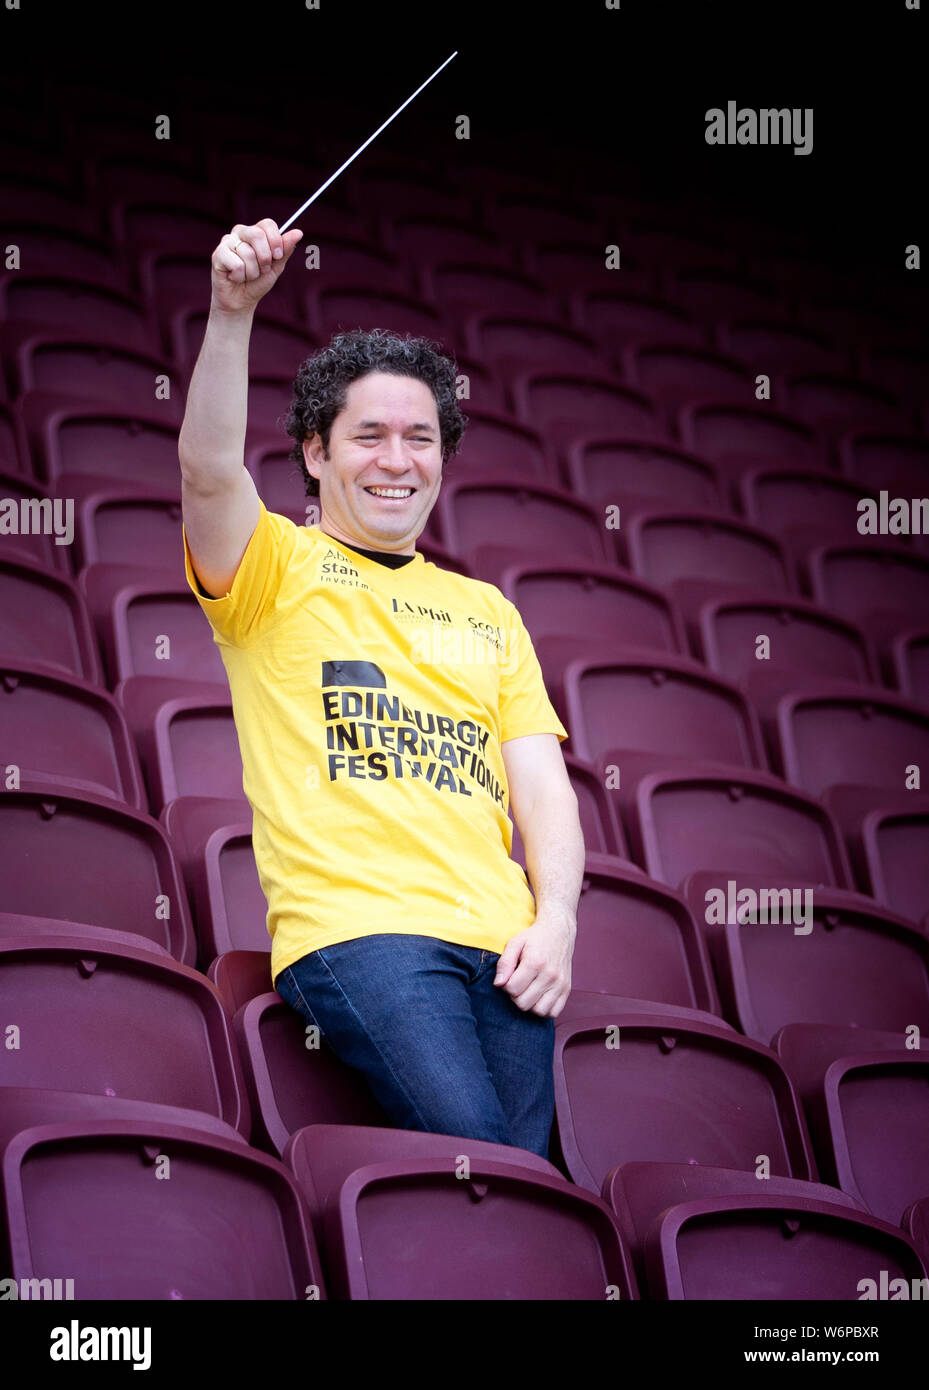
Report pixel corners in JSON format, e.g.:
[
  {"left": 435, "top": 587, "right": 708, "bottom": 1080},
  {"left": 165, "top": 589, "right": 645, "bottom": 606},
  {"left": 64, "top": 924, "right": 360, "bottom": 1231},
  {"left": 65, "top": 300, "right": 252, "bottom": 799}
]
[{"left": 302, "top": 433, "right": 324, "bottom": 482}]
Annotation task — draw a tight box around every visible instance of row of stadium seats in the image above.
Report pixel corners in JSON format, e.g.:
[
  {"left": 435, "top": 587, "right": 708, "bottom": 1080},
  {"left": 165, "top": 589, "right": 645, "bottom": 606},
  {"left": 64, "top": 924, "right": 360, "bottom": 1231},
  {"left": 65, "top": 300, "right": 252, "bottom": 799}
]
[{"left": 2, "top": 946, "right": 927, "bottom": 1298}]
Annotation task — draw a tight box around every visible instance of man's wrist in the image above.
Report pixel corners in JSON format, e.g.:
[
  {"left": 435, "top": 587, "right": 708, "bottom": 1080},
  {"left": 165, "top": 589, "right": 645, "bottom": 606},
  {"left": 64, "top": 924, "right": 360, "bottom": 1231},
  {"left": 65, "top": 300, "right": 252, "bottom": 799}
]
[
  {"left": 208, "top": 298, "right": 256, "bottom": 324},
  {"left": 533, "top": 901, "right": 577, "bottom": 934}
]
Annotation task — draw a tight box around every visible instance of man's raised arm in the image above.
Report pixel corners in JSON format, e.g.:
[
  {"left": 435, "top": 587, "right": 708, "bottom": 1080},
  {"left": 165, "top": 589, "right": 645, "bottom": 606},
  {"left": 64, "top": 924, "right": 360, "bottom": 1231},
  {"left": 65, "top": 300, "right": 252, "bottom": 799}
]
[{"left": 178, "top": 218, "right": 303, "bottom": 598}]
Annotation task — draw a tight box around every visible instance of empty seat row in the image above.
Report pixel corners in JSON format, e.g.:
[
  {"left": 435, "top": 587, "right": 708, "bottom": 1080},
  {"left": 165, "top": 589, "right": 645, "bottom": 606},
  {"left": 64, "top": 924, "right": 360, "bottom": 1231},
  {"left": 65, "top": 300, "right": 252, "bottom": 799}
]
[
  {"left": 2, "top": 931, "right": 927, "bottom": 1237},
  {"left": 3, "top": 1094, "right": 925, "bottom": 1299}
]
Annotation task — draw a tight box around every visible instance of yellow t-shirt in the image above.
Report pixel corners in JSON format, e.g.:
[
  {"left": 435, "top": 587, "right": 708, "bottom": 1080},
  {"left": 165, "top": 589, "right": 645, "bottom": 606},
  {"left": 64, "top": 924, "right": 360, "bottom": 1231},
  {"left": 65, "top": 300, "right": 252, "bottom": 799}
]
[{"left": 182, "top": 500, "right": 568, "bottom": 983}]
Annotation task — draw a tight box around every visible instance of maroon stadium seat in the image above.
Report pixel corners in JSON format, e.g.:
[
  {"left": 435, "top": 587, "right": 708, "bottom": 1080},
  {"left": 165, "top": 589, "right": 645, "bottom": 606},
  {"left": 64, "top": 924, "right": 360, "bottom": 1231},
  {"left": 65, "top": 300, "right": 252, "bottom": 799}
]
[
  {"left": 511, "top": 370, "right": 664, "bottom": 459},
  {"left": 4, "top": 330, "right": 182, "bottom": 425},
  {"left": 354, "top": 165, "right": 476, "bottom": 224},
  {"left": 0, "top": 783, "right": 196, "bottom": 962},
  {"left": 117, "top": 676, "right": 243, "bottom": 812},
  {"left": 0, "top": 663, "right": 146, "bottom": 808},
  {"left": 552, "top": 1007, "right": 816, "bottom": 1195},
  {"left": 501, "top": 561, "right": 687, "bottom": 677},
  {"left": 889, "top": 628, "right": 929, "bottom": 705},
  {"left": 717, "top": 316, "right": 848, "bottom": 376},
  {"left": 1, "top": 177, "right": 102, "bottom": 244},
  {"left": 738, "top": 466, "right": 873, "bottom": 557},
  {"left": 0, "top": 913, "right": 176, "bottom": 960},
  {"left": 524, "top": 240, "right": 655, "bottom": 299},
  {"left": 682, "top": 872, "right": 929, "bottom": 1047},
  {"left": 611, "top": 755, "right": 854, "bottom": 890},
  {"left": 207, "top": 949, "right": 275, "bottom": 1017},
  {"left": 0, "top": 275, "right": 158, "bottom": 356},
  {"left": 232, "top": 991, "right": 389, "bottom": 1156},
  {"left": 564, "top": 437, "right": 725, "bottom": 514},
  {"left": 448, "top": 407, "right": 555, "bottom": 486},
  {"left": 570, "top": 289, "right": 705, "bottom": 359},
  {"left": 604, "top": 1159, "right": 867, "bottom": 1295},
  {"left": 693, "top": 591, "right": 878, "bottom": 688},
  {"left": 436, "top": 477, "right": 610, "bottom": 570},
  {"left": 463, "top": 312, "right": 603, "bottom": 381},
  {"left": 665, "top": 266, "right": 781, "bottom": 326},
  {"left": 570, "top": 853, "right": 720, "bottom": 1016},
  {"left": 286, "top": 1132, "right": 636, "bottom": 1301},
  {"left": 774, "top": 1023, "right": 929, "bottom": 1226},
  {"left": 623, "top": 342, "right": 750, "bottom": 424},
  {"left": 0, "top": 1119, "right": 324, "bottom": 1300},
  {"left": 510, "top": 754, "right": 629, "bottom": 863},
  {"left": 0, "top": 935, "right": 247, "bottom": 1127},
  {"left": 284, "top": 1123, "right": 563, "bottom": 1280},
  {"left": 91, "top": 157, "right": 217, "bottom": 220},
  {"left": 0, "top": 1085, "right": 247, "bottom": 1153},
  {"left": 617, "top": 508, "right": 795, "bottom": 595},
  {"left": 484, "top": 191, "right": 603, "bottom": 249},
  {"left": 823, "top": 785, "right": 929, "bottom": 928},
  {"left": 839, "top": 430, "right": 929, "bottom": 498},
  {"left": 160, "top": 799, "right": 267, "bottom": 959},
  {"left": 110, "top": 200, "right": 220, "bottom": 263},
  {"left": 677, "top": 401, "right": 823, "bottom": 480},
  {"left": 777, "top": 371, "right": 912, "bottom": 452},
  {"left": 18, "top": 394, "right": 182, "bottom": 493},
  {"left": 69, "top": 480, "right": 185, "bottom": 572},
  {"left": 307, "top": 285, "right": 445, "bottom": 346},
  {"left": 244, "top": 441, "right": 314, "bottom": 523},
  {"left": 559, "top": 652, "right": 766, "bottom": 768},
  {"left": 643, "top": 1191, "right": 926, "bottom": 1301},
  {"left": 755, "top": 677, "right": 929, "bottom": 800},
  {"left": 81, "top": 562, "right": 228, "bottom": 689},
  {"left": 385, "top": 215, "right": 513, "bottom": 269},
  {"left": 805, "top": 544, "right": 929, "bottom": 643},
  {"left": 295, "top": 235, "right": 412, "bottom": 303},
  {"left": 421, "top": 261, "right": 556, "bottom": 321}
]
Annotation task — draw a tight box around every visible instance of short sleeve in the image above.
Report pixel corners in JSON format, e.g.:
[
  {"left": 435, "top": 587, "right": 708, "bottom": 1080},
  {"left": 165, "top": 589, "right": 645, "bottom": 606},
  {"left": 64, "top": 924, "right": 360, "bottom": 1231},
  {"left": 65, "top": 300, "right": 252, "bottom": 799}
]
[
  {"left": 498, "top": 598, "right": 569, "bottom": 744},
  {"left": 182, "top": 498, "right": 299, "bottom": 647}
]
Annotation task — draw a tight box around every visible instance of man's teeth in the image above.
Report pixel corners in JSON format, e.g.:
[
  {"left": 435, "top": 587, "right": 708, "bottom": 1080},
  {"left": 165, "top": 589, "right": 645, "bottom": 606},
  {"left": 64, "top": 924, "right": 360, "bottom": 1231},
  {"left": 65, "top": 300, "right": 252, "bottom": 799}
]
[{"left": 367, "top": 487, "right": 413, "bottom": 497}]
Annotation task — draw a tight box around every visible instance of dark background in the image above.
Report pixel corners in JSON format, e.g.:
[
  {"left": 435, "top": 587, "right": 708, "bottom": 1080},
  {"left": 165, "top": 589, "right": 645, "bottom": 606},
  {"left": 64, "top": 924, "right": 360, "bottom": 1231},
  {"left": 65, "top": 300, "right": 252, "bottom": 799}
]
[{"left": 2, "top": 0, "right": 923, "bottom": 277}]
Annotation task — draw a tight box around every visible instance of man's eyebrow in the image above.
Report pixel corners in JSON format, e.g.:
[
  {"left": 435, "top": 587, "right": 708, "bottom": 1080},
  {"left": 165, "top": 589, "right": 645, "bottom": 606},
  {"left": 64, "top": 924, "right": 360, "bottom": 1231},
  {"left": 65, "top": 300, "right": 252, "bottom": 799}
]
[{"left": 354, "top": 419, "right": 437, "bottom": 432}]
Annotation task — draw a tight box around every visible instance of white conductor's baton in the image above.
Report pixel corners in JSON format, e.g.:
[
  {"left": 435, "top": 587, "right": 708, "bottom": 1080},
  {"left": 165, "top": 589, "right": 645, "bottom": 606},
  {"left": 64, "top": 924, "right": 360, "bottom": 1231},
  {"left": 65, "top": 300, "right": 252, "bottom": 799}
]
[{"left": 279, "top": 50, "right": 458, "bottom": 232}]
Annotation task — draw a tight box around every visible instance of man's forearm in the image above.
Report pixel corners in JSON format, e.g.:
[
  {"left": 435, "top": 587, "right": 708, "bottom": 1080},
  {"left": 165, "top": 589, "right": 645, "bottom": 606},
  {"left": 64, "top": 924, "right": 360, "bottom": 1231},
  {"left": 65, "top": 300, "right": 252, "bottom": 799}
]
[
  {"left": 178, "top": 302, "right": 254, "bottom": 491},
  {"left": 518, "top": 788, "right": 585, "bottom": 928}
]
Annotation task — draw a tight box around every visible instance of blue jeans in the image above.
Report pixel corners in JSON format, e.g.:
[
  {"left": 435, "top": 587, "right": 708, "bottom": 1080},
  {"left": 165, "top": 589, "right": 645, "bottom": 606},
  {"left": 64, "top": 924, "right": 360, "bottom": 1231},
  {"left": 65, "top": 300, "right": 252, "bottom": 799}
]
[{"left": 275, "top": 934, "right": 555, "bottom": 1160}]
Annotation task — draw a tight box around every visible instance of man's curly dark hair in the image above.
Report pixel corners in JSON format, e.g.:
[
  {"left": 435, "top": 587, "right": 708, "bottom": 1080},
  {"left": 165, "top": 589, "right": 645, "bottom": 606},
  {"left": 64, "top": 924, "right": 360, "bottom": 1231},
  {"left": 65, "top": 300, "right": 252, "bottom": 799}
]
[{"left": 282, "top": 327, "right": 468, "bottom": 498}]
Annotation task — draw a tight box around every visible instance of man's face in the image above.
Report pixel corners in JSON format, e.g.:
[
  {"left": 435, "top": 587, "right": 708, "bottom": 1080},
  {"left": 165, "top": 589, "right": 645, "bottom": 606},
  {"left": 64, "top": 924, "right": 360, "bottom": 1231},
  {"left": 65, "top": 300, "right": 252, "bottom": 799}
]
[{"left": 302, "top": 371, "right": 443, "bottom": 554}]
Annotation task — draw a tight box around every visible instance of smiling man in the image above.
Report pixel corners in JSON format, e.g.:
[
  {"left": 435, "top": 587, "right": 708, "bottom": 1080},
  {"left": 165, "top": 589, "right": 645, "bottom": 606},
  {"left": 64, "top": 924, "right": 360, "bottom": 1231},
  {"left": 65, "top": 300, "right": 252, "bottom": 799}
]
[
  {"left": 299, "top": 372, "right": 444, "bottom": 551},
  {"left": 177, "top": 218, "right": 584, "bottom": 1160}
]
